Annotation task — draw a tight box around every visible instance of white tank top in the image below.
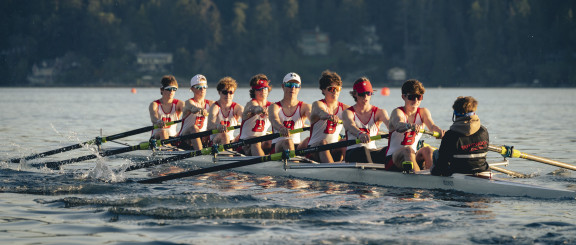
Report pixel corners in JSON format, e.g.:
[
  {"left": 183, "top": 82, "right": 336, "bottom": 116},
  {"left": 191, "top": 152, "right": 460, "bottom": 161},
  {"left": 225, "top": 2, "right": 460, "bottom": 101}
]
[
  {"left": 385, "top": 107, "right": 423, "bottom": 156},
  {"left": 152, "top": 99, "right": 181, "bottom": 137},
  {"left": 179, "top": 98, "right": 210, "bottom": 135},
  {"left": 308, "top": 100, "right": 344, "bottom": 146},
  {"left": 210, "top": 102, "right": 239, "bottom": 140},
  {"left": 239, "top": 100, "right": 272, "bottom": 139},
  {"left": 272, "top": 101, "right": 305, "bottom": 144},
  {"left": 345, "top": 106, "right": 380, "bottom": 150}
]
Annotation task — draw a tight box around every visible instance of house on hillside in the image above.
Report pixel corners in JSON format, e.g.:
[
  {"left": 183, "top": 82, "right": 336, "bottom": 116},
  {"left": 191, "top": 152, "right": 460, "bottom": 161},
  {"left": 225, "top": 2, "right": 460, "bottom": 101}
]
[
  {"left": 348, "top": 25, "right": 382, "bottom": 55},
  {"left": 28, "top": 61, "right": 57, "bottom": 85},
  {"left": 136, "top": 53, "right": 173, "bottom": 73},
  {"left": 298, "top": 27, "right": 330, "bottom": 56}
]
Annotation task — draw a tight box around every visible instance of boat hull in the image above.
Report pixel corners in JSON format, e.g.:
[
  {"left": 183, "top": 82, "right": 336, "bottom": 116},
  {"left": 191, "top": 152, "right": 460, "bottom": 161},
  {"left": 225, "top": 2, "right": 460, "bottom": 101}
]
[{"left": 156, "top": 154, "right": 576, "bottom": 199}]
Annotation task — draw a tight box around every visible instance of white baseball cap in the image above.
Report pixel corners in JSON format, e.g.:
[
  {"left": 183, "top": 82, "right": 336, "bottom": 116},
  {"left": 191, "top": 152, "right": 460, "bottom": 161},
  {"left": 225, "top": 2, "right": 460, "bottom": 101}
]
[
  {"left": 282, "top": 72, "right": 301, "bottom": 84},
  {"left": 190, "top": 74, "right": 207, "bottom": 86}
]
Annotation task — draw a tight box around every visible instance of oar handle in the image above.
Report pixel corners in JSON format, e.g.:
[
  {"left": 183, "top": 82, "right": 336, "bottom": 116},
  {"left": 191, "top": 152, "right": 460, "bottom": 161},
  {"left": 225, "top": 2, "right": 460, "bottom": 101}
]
[{"left": 421, "top": 129, "right": 441, "bottom": 139}]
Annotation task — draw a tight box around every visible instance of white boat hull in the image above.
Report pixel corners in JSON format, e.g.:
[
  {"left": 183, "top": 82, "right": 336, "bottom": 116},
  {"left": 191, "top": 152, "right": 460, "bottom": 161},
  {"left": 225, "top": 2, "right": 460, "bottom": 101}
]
[{"left": 155, "top": 154, "right": 576, "bottom": 199}]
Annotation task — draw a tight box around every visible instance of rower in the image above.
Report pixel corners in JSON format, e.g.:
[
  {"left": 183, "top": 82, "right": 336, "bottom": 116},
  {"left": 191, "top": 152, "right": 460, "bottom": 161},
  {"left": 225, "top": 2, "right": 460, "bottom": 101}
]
[
  {"left": 342, "top": 77, "right": 390, "bottom": 163},
  {"left": 149, "top": 75, "right": 184, "bottom": 142},
  {"left": 207, "top": 76, "right": 244, "bottom": 145},
  {"left": 384, "top": 79, "right": 445, "bottom": 172},
  {"left": 304, "top": 70, "right": 350, "bottom": 163},
  {"left": 179, "top": 74, "right": 214, "bottom": 150},
  {"left": 269, "top": 72, "right": 311, "bottom": 154},
  {"left": 238, "top": 74, "right": 273, "bottom": 156},
  {"left": 431, "top": 96, "right": 489, "bottom": 176}
]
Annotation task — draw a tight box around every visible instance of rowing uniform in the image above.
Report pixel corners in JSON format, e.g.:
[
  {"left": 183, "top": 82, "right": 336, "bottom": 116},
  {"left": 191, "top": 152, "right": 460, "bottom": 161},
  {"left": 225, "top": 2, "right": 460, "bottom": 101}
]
[
  {"left": 151, "top": 99, "right": 181, "bottom": 137},
  {"left": 383, "top": 107, "right": 424, "bottom": 170},
  {"left": 239, "top": 100, "right": 272, "bottom": 140},
  {"left": 385, "top": 107, "right": 424, "bottom": 156},
  {"left": 308, "top": 100, "right": 344, "bottom": 146},
  {"left": 344, "top": 105, "right": 387, "bottom": 163},
  {"left": 179, "top": 98, "right": 210, "bottom": 135},
  {"left": 345, "top": 106, "right": 381, "bottom": 150},
  {"left": 209, "top": 102, "right": 240, "bottom": 141},
  {"left": 271, "top": 101, "right": 305, "bottom": 144}
]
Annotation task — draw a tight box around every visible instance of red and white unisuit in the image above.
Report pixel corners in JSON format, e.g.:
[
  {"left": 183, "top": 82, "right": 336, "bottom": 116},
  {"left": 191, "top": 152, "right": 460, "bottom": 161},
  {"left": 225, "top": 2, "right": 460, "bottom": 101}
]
[
  {"left": 272, "top": 101, "right": 305, "bottom": 144},
  {"left": 179, "top": 98, "right": 210, "bottom": 135},
  {"left": 345, "top": 106, "right": 381, "bottom": 150},
  {"left": 152, "top": 99, "right": 181, "bottom": 137},
  {"left": 385, "top": 107, "right": 423, "bottom": 156},
  {"left": 239, "top": 100, "right": 272, "bottom": 139},
  {"left": 210, "top": 101, "right": 239, "bottom": 141},
  {"left": 308, "top": 100, "right": 344, "bottom": 146}
]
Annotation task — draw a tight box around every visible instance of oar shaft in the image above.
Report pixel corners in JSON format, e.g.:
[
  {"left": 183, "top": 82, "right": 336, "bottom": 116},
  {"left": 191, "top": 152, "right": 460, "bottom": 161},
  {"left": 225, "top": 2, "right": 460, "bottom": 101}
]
[
  {"left": 488, "top": 145, "right": 576, "bottom": 171},
  {"left": 39, "top": 125, "right": 239, "bottom": 169},
  {"left": 42, "top": 144, "right": 145, "bottom": 169},
  {"left": 489, "top": 166, "right": 529, "bottom": 178},
  {"left": 139, "top": 154, "right": 270, "bottom": 184},
  {"left": 11, "top": 144, "right": 84, "bottom": 163},
  {"left": 9, "top": 120, "right": 182, "bottom": 163}
]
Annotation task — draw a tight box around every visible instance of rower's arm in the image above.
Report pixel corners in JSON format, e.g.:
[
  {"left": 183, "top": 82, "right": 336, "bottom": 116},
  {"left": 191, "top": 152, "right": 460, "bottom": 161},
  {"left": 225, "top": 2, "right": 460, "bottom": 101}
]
[
  {"left": 268, "top": 103, "right": 289, "bottom": 136},
  {"left": 343, "top": 109, "right": 370, "bottom": 143},
  {"left": 420, "top": 108, "right": 444, "bottom": 138},
  {"left": 184, "top": 102, "right": 204, "bottom": 115},
  {"left": 206, "top": 103, "right": 220, "bottom": 130},
  {"left": 175, "top": 100, "right": 185, "bottom": 119},
  {"left": 301, "top": 102, "right": 312, "bottom": 123},
  {"left": 234, "top": 104, "right": 244, "bottom": 121},
  {"left": 311, "top": 101, "right": 330, "bottom": 122},
  {"left": 388, "top": 108, "right": 407, "bottom": 132},
  {"left": 149, "top": 101, "right": 162, "bottom": 126},
  {"left": 242, "top": 100, "right": 263, "bottom": 119},
  {"left": 375, "top": 108, "right": 390, "bottom": 131}
]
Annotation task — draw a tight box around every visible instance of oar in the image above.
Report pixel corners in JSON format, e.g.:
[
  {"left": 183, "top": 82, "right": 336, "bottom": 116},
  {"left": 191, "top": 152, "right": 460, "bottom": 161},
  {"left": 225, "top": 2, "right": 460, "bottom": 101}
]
[
  {"left": 9, "top": 120, "right": 182, "bottom": 163},
  {"left": 138, "top": 134, "right": 388, "bottom": 184},
  {"left": 126, "top": 127, "right": 311, "bottom": 172},
  {"left": 488, "top": 145, "right": 576, "bottom": 171},
  {"left": 40, "top": 125, "right": 239, "bottom": 169}
]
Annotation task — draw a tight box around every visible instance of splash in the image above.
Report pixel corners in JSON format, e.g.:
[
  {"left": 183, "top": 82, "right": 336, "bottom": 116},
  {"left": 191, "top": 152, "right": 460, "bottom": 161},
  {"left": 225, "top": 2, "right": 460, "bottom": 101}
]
[{"left": 81, "top": 158, "right": 126, "bottom": 183}]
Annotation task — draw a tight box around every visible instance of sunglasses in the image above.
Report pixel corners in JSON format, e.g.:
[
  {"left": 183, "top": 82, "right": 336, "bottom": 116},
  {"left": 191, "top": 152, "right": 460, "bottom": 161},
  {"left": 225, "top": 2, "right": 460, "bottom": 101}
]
[
  {"left": 358, "top": 92, "right": 373, "bottom": 97},
  {"left": 254, "top": 87, "right": 269, "bottom": 91},
  {"left": 221, "top": 90, "right": 234, "bottom": 95},
  {"left": 326, "top": 86, "right": 341, "bottom": 93},
  {"left": 163, "top": 87, "right": 178, "bottom": 92},
  {"left": 192, "top": 85, "right": 208, "bottom": 90},
  {"left": 284, "top": 82, "right": 301, "bottom": 88},
  {"left": 404, "top": 94, "right": 423, "bottom": 101}
]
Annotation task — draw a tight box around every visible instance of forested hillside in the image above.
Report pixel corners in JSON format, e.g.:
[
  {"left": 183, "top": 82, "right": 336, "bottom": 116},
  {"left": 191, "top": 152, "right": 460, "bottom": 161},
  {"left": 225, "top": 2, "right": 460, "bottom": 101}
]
[{"left": 1, "top": 0, "right": 574, "bottom": 87}]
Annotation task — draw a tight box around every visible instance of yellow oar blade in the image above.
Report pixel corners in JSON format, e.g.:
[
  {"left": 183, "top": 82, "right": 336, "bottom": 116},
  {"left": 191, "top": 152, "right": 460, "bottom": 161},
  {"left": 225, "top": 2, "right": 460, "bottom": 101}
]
[{"left": 488, "top": 145, "right": 576, "bottom": 171}]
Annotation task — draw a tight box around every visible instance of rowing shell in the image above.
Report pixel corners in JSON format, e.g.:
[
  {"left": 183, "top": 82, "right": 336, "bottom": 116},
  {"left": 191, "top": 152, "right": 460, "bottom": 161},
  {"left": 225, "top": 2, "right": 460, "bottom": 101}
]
[{"left": 134, "top": 152, "right": 576, "bottom": 200}]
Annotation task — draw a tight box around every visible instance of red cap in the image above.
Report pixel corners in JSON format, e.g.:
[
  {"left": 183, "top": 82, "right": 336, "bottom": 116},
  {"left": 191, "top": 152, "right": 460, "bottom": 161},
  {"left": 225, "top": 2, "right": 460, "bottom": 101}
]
[
  {"left": 353, "top": 80, "right": 373, "bottom": 93},
  {"left": 252, "top": 79, "right": 269, "bottom": 90}
]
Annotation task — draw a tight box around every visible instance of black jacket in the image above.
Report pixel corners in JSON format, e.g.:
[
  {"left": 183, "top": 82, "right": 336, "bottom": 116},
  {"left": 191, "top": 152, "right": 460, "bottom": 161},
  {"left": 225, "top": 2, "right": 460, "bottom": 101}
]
[{"left": 432, "top": 115, "right": 489, "bottom": 176}]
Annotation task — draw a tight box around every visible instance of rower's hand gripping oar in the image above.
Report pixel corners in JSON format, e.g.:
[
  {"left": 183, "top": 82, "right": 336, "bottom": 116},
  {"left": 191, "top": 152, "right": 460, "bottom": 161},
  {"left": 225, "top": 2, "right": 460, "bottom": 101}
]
[
  {"left": 138, "top": 133, "right": 388, "bottom": 184},
  {"left": 126, "top": 127, "right": 311, "bottom": 172},
  {"left": 8, "top": 120, "right": 183, "bottom": 163},
  {"left": 40, "top": 125, "right": 239, "bottom": 169}
]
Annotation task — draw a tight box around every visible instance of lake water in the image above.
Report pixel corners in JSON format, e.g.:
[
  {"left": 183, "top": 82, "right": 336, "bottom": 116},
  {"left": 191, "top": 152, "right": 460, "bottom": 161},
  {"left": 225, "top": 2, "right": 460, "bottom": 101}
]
[{"left": 1, "top": 87, "right": 576, "bottom": 244}]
